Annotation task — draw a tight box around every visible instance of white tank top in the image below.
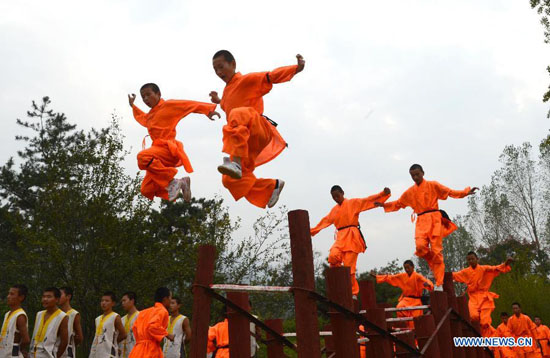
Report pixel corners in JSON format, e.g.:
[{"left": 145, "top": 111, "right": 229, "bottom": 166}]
[
  {"left": 60, "top": 309, "right": 78, "bottom": 358},
  {"left": 0, "top": 309, "right": 27, "bottom": 358},
  {"left": 31, "top": 309, "right": 67, "bottom": 358},
  {"left": 118, "top": 312, "right": 139, "bottom": 358},
  {"left": 89, "top": 312, "right": 119, "bottom": 358},
  {"left": 162, "top": 314, "right": 186, "bottom": 358}
]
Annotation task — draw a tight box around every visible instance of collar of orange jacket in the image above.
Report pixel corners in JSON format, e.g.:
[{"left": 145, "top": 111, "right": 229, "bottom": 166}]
[{"left": 227, "top": 72, "right": 242, "bottom": 85}]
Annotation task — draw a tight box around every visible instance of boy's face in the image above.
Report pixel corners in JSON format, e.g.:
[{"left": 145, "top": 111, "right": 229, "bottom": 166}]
[
  {"left": 404, "top": 263, "right": 414, "bottom": 275},
  {"left": 121, "top": 295, "right": 134, "bottom": 312},
  {"left": 534, "top": 317, "right": 541, "bottom": 326},
  {"left": 512, "top": 304, "right": 521, "bottom": 315},
  {"left": 409, "top": 168, "right": 424, "bottom": 185},
  {"left": 467, "top": 254, "right": 478, "bottom": 268},
  {"left": 41, "top": 291, "right": 58, "bottom": 309},
  {"left": 140, "top": 87, "right": 161, "bottom": 108},
  {"left": 501, "top": 315, "right": 508, "bottom": 324},
  {"left": 7, "top": 288, "right": 23, "bottom": 306},
  {"left": 331, "top": 190, "right": 344, "bottom": 205},
  {"left": 213, "top": 56, "right": 236, "bottom": 83},
  {"left": 101, "top": 296, "right": 115, "bottom": 312},
  {"left": 169, "top": 299, "right": 180, "bottom": 314},
  {"left": 59, "top": 290, "right": 70, "bottom": 306}
]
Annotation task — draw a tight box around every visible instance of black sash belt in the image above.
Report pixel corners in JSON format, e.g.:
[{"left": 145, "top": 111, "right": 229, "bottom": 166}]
[
  {"left": 337, "top": 224, "right": 366, "bottom": 248},
  {"left": 417, "top": 209, "right": 450, "bottom": 220},
  {"left": 404, "top": 295, "right": 422, "bottom": 299}
]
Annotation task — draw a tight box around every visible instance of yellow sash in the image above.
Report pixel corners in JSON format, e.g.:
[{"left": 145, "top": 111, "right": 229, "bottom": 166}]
[
  {"left": 96, "top": 312, "right": 115, "bottom": 336},
  {"left": 35, "top": 309, "right": 62, "bottom": 343},
  {"left": 167, "top": 315, "right": 183, "bottom": 334},
  {"left": 0, "top": 308, "right": 23, "bottom": 343},
  {"left": 124, "top": 311, "right": 138, "bottom": 334}
]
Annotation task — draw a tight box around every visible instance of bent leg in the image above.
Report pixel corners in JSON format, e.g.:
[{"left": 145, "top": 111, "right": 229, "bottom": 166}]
[
  {"left": 137, "top": 146, "right": 179, "bottom": 200},
  {"left": 222, "top": 170, "right": 276, "bottom": 209},
  {"left": 429, "top": 235, "right": 445, "bottom": 286},
  {"left": 342, "top": 251, "right": 359, "bottom": 295},
  {"left": 222, "top": 107, "right": 272, "bottom": 160}
]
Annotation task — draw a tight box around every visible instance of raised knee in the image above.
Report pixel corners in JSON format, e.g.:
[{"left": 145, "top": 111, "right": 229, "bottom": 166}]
[
  {"left": 415, "top": 246, "right": 429, "bottom": 257},
  {"left": 137, "top": 152, "right": 154, "bottom": 170},
  {"left": 327, "top": 254, "right": 341, "bottom": 266}
]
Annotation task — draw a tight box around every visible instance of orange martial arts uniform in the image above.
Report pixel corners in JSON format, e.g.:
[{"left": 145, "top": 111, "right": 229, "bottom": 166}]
[
  {"left": 452, "top": 263, "right": 511, "bottom": 337},
  {"left": 534, "top": 324, "right": 550, "bottom": 357},
  {"left": 207, "top": 319, "right": 229, "bottom": 358},
  {"left": 310, "top": 190, "right": 391, "bottom": 295},
  {"left": 494, "top": 322, "right": 516, "bottom": 358},
  {"left": 507, "top": 314, "right": 540, "bottom": 358},
  {"left": 129, "top": 302, "right": 169, "bottom": 358},
  {"left": 218, "top": 65, "right": 297, "bottom": 208},
  {"left": 376, "top": 271, "right": 433, "bottom": 329},
  {"left": 359, "top": 324, "right": 367, "bottom": 358},
  {"left": 132, "top": 99, "right": 216, "bottom": 200},
  {"left": 383, "top": 180, "right": 470, "bottom": 286}
]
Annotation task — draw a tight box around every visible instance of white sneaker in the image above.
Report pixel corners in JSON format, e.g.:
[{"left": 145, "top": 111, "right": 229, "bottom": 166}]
[
  {"left": 166, "top": 179, "right": 183, "bottom": 201},
  {"left": 434, "top": 285, "right": 443, "bottom": 292},
  {"left": 217, "top": 157, "right": 242, "bottom": 179},
  {"left": 352, "top": 295, "right": 358, "bottom": 301},
  {"left": 267, "top": 180, "right": 285, "bottom": 208},
  {"left": 181, "top": 177, "right": 191, "bottom": 202}
]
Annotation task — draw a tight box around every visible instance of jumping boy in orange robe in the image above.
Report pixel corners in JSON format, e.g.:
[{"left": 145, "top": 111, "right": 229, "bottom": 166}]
[
  {"left": 370, "top": 260, "right": 433, "bottom": 329},
  {"left": 209, "top": 50, "right": 305, "bottom": 208},
  {"left": 130, "top": 287, "right": 172, "bottom": 358},
  {"left": 129, "top": 84, "right": 219, "bottom": 202},
  {"left": 375, "top": 164, "right": 478, "bottom": 290},
  {"left": 534, "top": 316, "right": 550, "bottom": 358},
  {"left": 452, "top": 252, "right": 513, "bottom": 337},
  {"left": 310, "top": 185, "right": 391, "bottom": 297},
  {"left": 507, "top": 303, "right": 540, "bottom": 358}
]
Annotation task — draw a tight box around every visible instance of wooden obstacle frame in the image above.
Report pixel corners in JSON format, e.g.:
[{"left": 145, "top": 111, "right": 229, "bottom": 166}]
[{"left": 189, "top": 209, "right": 494, "bottom": 358}]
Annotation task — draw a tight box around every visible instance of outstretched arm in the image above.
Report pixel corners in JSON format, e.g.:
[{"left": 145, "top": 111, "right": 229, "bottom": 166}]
[
  {"left": 354, "top": 188, "right": 391, "bottom": 212},
  {"left": 452, "top": 269, "right": 469, "bottom": 283},
  {"left": 374, "top": 273, "right": 402, "bottom": 287},
  {"left": 418, "top": 275, "right": 434, "bottom": 291},
  {"left": 435, "top": 182, "right": 478, "bottom": 200},
  {"left": 310, "top": 213, "right": 333, "bottom": 237},
  {"left": 129, "top": 94, "right": 148, "bottom": 127}
]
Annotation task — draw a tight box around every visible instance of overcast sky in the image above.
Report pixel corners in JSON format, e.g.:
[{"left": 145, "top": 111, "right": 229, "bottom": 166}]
[{"left": 1, "top": 0, "right": 549, "bottom": 274}]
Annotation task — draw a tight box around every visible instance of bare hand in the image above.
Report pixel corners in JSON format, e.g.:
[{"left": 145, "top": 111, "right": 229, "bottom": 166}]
[
  {"left": 128, "top": 94, "right": 136, "bottom": 107},
  {"left": 423, "top": 282, "right": 430, "bottom": 288},
  {"left": 504, "top": 257, "right": 515, "bottom": 266},
  {"left": 209, "top": 91, "right": 221, "bottom": 104},
  {"left": 468, "top": 187, "right": 479, "bottom": 195},
  {"left": 166, "top": 334, "right": 175, "bottom": 342},
  {"left": 208, "top": 111, "right": 221, "bottom": 121},
  {"left": 296, "top": 54, "right": 305, "bottom": 73},
  {"left": 374, "top": 202, "right": 384, "bottom": 208},
  {"left": 383, "top": 187, "right": 391, "bottom": 195}
]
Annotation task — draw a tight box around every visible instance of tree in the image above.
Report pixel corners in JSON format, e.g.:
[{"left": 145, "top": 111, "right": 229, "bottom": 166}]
[{"left": 530, "top": 0, "right": 550, "bottom": 117}]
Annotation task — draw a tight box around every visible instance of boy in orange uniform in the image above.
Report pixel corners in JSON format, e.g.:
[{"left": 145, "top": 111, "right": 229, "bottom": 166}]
[
  {"left": 129, "top": 84, "right": 219, "bottom": 202},
  {"left": 310, "top": 185, "right": 391, "bottom": 298},
  {"left": 452, "top": 252, "right": 513, "bottom": 337},
  {"left": 507, "top": 303, "right": 540, "bottom": 358},
  {"left": 495, "top": 312, "right": 516, "bottom": 358},
  {"left": 130, "top": 288, "right": 172, "bottom": 358},
  {"left": 370, "top": 260, "right": 433, "bottom": 329},
  {"left": 210, "top": 50, "right": 305, "bottom": 208},
  {"left": 375, "top": 164, "right": 478, "bottom": 290},
  {"left": 534, "top": 316, "right": 550, "bottom": 358},
  {"left": 207, "top": 309, "right": 229, "bottom": 358}
]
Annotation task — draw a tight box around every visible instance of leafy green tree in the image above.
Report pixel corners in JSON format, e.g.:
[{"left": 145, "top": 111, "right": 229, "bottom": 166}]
[{"left": 530, "top": 0, "right": 550, "bottom": 116}]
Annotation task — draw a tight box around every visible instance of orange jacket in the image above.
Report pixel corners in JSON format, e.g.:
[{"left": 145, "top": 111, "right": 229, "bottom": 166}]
[
  {"left": 376, "top": 271, "right": 433, "bottom": 301},
  {"left": 207, "top": 319, "right": 229, "bottom": 358},
  {"left": 452, "top": 263, "right": 511, "bottom": 309},
  {"left": 133, "top": 99, "right": 216, "bottom": 172},
  {"left": 383, "top": 180, "right": 470, "bottom": 238},
  {"left": 534, "top": 324, "right": 550, "bottom": 356},
  {"left": 129, "top": 303, "right": 169, "bottom": 358},
  {"left": 220, "top": 66, "right": 298, "bottom": 116},
  {"left": 507, "top": 314, "right": 538, "bottom": 352},
  {"left": 310, "top": 191, "right": 390, "bottom": 253}
]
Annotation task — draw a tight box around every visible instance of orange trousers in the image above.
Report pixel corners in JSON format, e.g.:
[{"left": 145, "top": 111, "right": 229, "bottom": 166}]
[
  {"left": 467, "top": 294, "right": 495, "bottom": 337},
  {"left": 137, "top": 145, "right": 179, "bottom": 200},
  {"left": 396, "top": 297, "right": 424, "bottom": 329},
  {"left": 414, "top": 234, "right": 444, "bottom": 286},
  {"left": 328, "top": 247, "right": 359, "bottom": 295},
  {"left": 222, "top": 107, "right": 276, "bottom": 208}
]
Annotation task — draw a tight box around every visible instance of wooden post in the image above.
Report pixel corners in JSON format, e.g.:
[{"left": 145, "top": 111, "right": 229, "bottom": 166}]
[
  {"left": 265, "top": 319, "right": 285, "bottom": 358},
  {"left": 414, "top": 314, "right": 440, "bottom": 358},
  {"left": 444, "top": 272, "right": 465, "bottom": 358},
  {"left": 190, "top": 245, "right": 216, "bottom": 358},
  {"left": 227, "top": 292, "right": 251, "bottom": 358},
  {"left": 430, "top": 291, "right": 453, "bottom": 358},
  {"left": 288, "top": 210, "right": 322, "bottom": 358},
  {"left": 471, "top": 321, "right": 486, "bottom": 358},
  {"left": 323, "top": 324, "right": 335, "bottom": 358},
  {"left": 326, "top": 267, "right": 360, "bottom": 358},
  {"left": 364, "top": 308, "right": 393, "bottom": 358},
  {"left": 457, "top": 296, "right": 477, "bottom": 358},
  {"left": 359, "top": 280, "right": 377, "bottom": 309},
  {"left": 394, "top": 331, "right": 417, "bottom": 358}
]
